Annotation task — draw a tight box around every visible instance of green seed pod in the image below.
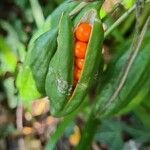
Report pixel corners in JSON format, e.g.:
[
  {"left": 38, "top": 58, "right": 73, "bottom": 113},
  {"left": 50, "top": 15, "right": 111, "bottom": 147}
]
[
  {"left": 45, "top": 6, "right": 104, "bottom": 116},
  {"left": 72, "top": 1, "right": 102, "bottom": 26},
  {"left": 45, "top": 13, "right": 74, "bottom": 114},
  {"left": 72, "top": 0, "right": 105, "bottom": 97},
  {"left": 29, "top": 2, "right": 90, "bottom": 95},
  {"left": 16, "top": 0, "right": 88, "bottom": 104}
]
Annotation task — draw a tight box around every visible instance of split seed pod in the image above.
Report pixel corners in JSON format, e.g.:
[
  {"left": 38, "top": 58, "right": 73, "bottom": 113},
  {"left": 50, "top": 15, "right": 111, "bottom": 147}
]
[
  {"left": 45, "top": 8, "right": 104, "bottom": 116},
  {"left": 16, "top": 0, "right": 87, "bottom": 103}
]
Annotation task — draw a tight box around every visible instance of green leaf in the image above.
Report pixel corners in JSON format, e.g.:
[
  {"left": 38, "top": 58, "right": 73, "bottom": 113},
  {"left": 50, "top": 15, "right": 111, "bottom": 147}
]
[
  {"left": 134, "top": 106, "right": 150, "bottom": 130},
  {"left": 94, "top": 119, "right": 124, "bottom": 150},
  {"left": 0, "top": 124, "right": 15, "bottom": 138},
  {"left": 94, "top": 17, "right": 150, "bottom": 118},
  {"left": 16, "top": 65, "right": 41, "bottom": 106},
  {"left": 0, "top": 20, "right": 26, "bottom": 62},
  {"left": 122, "top": 114, "right": 150, "bottom": 142},
  {"left": 0, "top": 36, "right": 17, "bottom": 75},
  {"left": 122, "top": 0, "right": 136, "bottom": 9}
]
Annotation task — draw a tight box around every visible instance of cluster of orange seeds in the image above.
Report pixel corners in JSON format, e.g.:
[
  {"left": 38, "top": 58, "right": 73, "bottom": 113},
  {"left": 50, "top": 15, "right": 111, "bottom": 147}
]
[{"left": 74, "top": 23, "right": 92, "bottom": 86}]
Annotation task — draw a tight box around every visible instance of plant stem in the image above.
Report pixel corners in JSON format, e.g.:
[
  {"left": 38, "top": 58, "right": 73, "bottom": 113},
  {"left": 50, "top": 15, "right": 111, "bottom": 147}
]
[
  {"left": 75, "top": 111, "right": 100, "bottom": 150},
  {"left": 104, "top": 4, "right": 135, "bottom": 38},
  {"left": 29, "top": 0, "right": 45, "bottom": 29},
  {"left": 69, "top": 2, "right": 88, "bottom": 17},
  {"left": 16, "top": 102, "right": 25, "bottom": 150},
  {"left": 104, "top": 0, "right": 150, "bottom": 38},
  {"left": 45, "top": 100, "right": 88, "bottom": 150}
]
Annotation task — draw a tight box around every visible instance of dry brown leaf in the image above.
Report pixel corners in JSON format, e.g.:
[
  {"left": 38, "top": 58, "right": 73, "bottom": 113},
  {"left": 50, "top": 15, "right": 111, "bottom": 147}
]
[
  {"left": 102, "top": 0, "right": 120, "bottom": 13},
  {"left": 32, "top": 97, "right": 49, "bottom": 116}
]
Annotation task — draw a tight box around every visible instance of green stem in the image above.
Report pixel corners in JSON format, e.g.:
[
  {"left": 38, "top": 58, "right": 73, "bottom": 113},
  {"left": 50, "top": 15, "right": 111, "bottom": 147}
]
[
  {"left": 75, "top": 112, "right": 100, "bottom": 150},
  {"left": 104, "top": 4, "right": 135, "bottom": 38},
  {"left": 69, "top": 2, "right": 88, "bottom": 17},
  {"left": 29, "top": 0, "right": 45, "bottom": 29},
  {"left": 45, "top": 114, "right": 75, "bottom": 150},
  {"left": 44, "top": 100, "right": 88, "bottom": 150},
  {"left": 104, "top": 0, "right": 150, "bottom": 38}
]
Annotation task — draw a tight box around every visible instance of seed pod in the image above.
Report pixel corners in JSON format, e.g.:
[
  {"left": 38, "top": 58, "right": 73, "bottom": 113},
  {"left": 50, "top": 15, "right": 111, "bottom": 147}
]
[
  {"left": 72, "top": 1, "right": 101, "bottom": 26},
  {"left": 16, "top": 0, "right": 88, "bottom": 103},
  {"left": 30, "top": 1, "right": 91, "bottom": 95},
  {"left": 74, "top": 1, "right": 105, "bottom": 96},
  {"left": 45, "top": 13, "right": 74, "bottom": 114},
  {"left": 45, "top": 7, "right": 104, "bottom": 116}
]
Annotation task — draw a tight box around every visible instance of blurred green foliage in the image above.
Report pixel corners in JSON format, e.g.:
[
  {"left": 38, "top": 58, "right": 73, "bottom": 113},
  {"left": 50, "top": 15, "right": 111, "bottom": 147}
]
[{"left": 0, "top": 0, "right": 150, "bottom": 150}]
